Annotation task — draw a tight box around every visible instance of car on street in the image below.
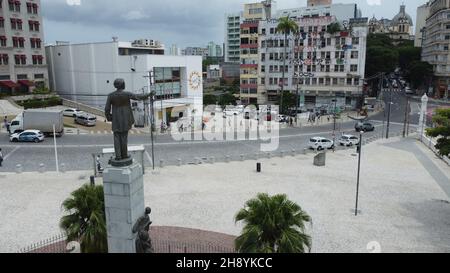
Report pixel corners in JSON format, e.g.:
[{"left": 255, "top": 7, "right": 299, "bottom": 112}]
[
  {"left": 276, "top": 114, "right": 289, "bottom": 123},
  {"left": 74, "top": 113, "right": 97, "bottom": 126},
  {"left": 63, "top": 108, "right": 83, "bottom": 117},
  {"left": 10, "top": 130, "right": 44, "bottom": 143},
  {"left": 308, "top": 137, "right": 334, "bottom": 151},
  {"left": 355, "top": 121, "right": 375, "bottom": 132},
  {"left": 405, "top": 86, "right": 414, "bottom": 94},
  {"left": 339, "top": 135, "right": 360, "bottom": 146}
]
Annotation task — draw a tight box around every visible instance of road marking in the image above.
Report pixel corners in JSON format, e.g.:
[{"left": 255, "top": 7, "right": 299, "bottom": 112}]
[
  {"left": 145, "top": 150, "right": 153, "bottom": 166},
  {"left": 3, "top": 146, "right": 20, "bottom": 160}
]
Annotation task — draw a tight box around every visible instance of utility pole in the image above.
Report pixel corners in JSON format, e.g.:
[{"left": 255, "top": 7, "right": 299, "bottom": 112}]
[
  {"left": 146, "top": 70, "right": 156, "bottom": 170},
  {"left": 355, "top": 130, "right": 364, "bottom": 216}
]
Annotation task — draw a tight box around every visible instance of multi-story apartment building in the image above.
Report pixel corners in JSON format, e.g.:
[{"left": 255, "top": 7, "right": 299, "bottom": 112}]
[
  {"left": 0, "top": 0, "right": 47, "bottom": 94},
  {"left": 278, "top": 3, "right": 362, "bottom": 22},
  {"left": 224, "top": 13, "right": 242, "bottom": 63},
  {"left": 207, "top": 41, "right": 223, "bottom": 57},
  {"left": 421, "top": 0, "right": 450, "bottom": 99},
  {"left": 182, "top": 47, "right": 209, "bottom": 60},
  {"left": 307, "top": 0, "right": 332, "bottom": 7},
  {"left": 258, "top": 16, "right": 368, "bottom": 110},
  {"left": 239, "top": 1, "right": 273, "bottom": 105}
]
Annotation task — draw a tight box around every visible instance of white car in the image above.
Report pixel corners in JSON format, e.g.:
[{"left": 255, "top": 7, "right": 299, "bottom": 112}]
[
  {"left": 10, "top": 130, "right": 44, "bottom": 143},
  {"left": 63, "top": 108, "right": 83, "bottom": 117},
  {"left": 405, "top": 87, "right": 414, "bottom": 94},
  {"left": 339, "top": 135, "right": 360, "bottom": 146},
  {"left": 308, "top": 137, "right": 334, "bottom": 151}
]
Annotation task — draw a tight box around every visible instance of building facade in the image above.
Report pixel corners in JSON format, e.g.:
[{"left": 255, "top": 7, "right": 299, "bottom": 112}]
[
  {"left": 207, "top": 41, "right": 223, "bottom": 58},
  {"left": 239, "top": 1, "right": 273, "bottom": 104},
  {"left": 257, "top": 16, "right": 368, "bottom": 110},
  {"left": 0, "top": 0, "right": 48, "bottom": 94},
  {"left": 46, "top": 41, "right": 203, "bottom": 126},
  {"left": 307, "top": 0, "right": 332, "bottom": 7},
  {"left": 224, "top": 12, "right": 242, "bottom": 63},
  {"left": 415, "top": 3, "right": 431, "bottom": 47},
  {"left": 277, "top": 3, "right": 362, "bottom": 22},
  {"left": 421, "top": 0, "right": 450, "bottom": 99},
  {"left": 182, "top": 46, "right": 208, "bottom": 59}
]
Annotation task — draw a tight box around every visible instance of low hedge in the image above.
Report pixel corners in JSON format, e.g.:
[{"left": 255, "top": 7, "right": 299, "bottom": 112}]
[{"left": 19, "top": 96, "right": 62, "bottom": 109}]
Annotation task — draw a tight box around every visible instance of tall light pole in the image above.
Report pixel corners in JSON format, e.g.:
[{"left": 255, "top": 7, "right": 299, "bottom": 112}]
[
  {"left": 355, "top": 130, "right": 364, "bottom": 216},
  {"left": 385, "top": 87, "right": 393, "bottom": 139},
  {"left": 332, "top": 98, "right": 337, "bottom": 147}
]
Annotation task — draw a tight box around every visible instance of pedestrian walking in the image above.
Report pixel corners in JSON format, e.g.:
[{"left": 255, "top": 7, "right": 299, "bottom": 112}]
[
  {"left": 179, "top": 123, "right": 184, "bottom": 133},
  {"left": 3, "top": 116, "right": 7, "bottom": 132},
  {"left": 0, "top": 148, "right": 3, "bottom": 167},
  {"left": 96, "top": 155, "right": 103, "bottom": 174}
]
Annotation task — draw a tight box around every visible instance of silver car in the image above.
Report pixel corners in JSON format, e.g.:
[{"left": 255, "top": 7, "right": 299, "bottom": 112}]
[{"left": 75, "top": 113, "right": 97, "bottom": 126}]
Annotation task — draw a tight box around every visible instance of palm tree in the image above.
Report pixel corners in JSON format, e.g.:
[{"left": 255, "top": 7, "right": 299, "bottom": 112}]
[
  {"left": 60, "top": 184, "right": 108, "bottom": 253},
  {"left": 235, "top": 193, "right": 312, "bottom": 253},
  {"left": 276, "top": 16, "right": 299, "bottom": 114}
]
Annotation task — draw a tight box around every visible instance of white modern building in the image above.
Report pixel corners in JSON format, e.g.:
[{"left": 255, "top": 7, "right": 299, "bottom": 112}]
[
  {"left": 224, "top": 12, "right": 242, "bottom": 63},
  {"left": 207, "top": 41, "right": 223, "bottom": 58},
  {"left": 415, "top": 3, "right": 430, "bottom": 47},
  {"left": 277, "top": 3, "right": 362, "bottom": 23},
  {"left": 46, "top": 40, "right": 203, "bottom": 126},
  {"left": 0, "top": 0, "right": 48, "bottom": 94}
]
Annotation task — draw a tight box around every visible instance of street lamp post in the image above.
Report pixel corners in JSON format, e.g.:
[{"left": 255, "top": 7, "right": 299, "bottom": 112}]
[
  {"left": 386, "top": 88, "right": 393, "bottom": 139},
  {"left": 355, "top": 130, "right": 364, "bottom": 216},
  {"left": 332, "top": 98, "right": 337, "bottom": 147}
]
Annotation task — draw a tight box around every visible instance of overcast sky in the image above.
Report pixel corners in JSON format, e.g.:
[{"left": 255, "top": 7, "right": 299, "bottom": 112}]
[{"left": 42, "top": 0, "right": 427, "bottom": 48}]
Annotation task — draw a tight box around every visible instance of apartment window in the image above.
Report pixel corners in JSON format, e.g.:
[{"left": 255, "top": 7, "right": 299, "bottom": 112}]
[
  {"left": 29, "top": 20, "right": 40, "bottom": 31},
  {"left": 261, "top": 77, "right": 265, "bottom": 85},
  {"left": 17, "top": 74, "right": 28, "bottom": 80},
  {"left": 17, "top": 19, "right": 22, "bottom": 30},
  {"left": 32, "top": 3, "right": 38, "bottom": 14},
  {"left": 18, "top": 37, "right": 24, "bottom": 48},
  {"left": 0, "top": 17, "right": 4, "bottom": 28},
  {"left": 350, "top": 65, "right": 358, "bottom": 72},
  {"left": 269, "top": 78, "right": 273, "bottom": 85},
  {"left": 352, "top": 37, "right": 359, "bottom": 45},
  {"left": 312, "top": 78, "right": 317, "bottom": 85},
  {"left": 14, "top": 54, "right": 25, "bottom": 65},
  {"left": 261, "top": 65, "right": 265, "bottom": 73},
  {"left": 12, "top": 37, "right": 18, "bottom": 47},
  {"left": 332, "top": 78, "right": 338, "bottom": 85},
  {"left": 8, "top": 0, "right": 14, "bottom": 11},
  {"left": 351, "top": 51, "right": 358, "bottom": 59},
  {"left": 26, "top": 2, "right": 32, "bottom": 13},
  {"left": 319, "top": 78, "right": 324, "bottom": 85},
  {"left": 446, "top": 24, "right": 450, "bottom": 30},
  {"left": 261, "top": 28, "right": 266, "bottom": 35},
  {"left": 326, "top": 38, "right": 331, "bottom": 46},
  {"left": 0, "top": 36, "right": 6, "bottom": 47},
  {"left": 261, "top": 53, "right": 265, "bottom": 62},
  {"left": 0, "top": 54, "right": 8, "bottom": 65},
  {"left": 346, "top": 78, "right": 352, "bottom": 85},
  {"left": 445, "top": 35, "right": 450, "bottom": 40},
  {"left": 335, "top": 51, "right": 345, "bottom": 59},
  {"left": 10, "top": 18, "right": 16, "bottom": 30},
  {"left": 270, "top": 28, "right": 274, "bottom": 34}
]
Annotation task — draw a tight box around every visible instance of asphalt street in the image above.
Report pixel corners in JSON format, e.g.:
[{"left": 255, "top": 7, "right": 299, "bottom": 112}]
[{"left": 0, "top": 89, "right": 427, "bottom": 173}]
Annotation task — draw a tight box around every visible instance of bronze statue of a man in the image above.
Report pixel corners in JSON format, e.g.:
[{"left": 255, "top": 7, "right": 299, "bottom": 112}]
[{"left": 105, "top": 79, "right": 151, "bottom": 166}]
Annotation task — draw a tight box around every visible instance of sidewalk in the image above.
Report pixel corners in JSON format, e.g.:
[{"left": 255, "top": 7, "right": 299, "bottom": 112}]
[{"left": 1, "top": 135, "right": 449, "bottom": 252}]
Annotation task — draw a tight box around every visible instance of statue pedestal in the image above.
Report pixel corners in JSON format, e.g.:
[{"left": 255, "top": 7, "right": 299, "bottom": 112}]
[{"left": 103, "top": 163, "right": 145, "bottom": 253}]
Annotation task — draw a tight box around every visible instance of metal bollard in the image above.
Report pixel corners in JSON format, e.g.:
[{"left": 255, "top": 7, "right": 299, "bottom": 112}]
[
  {"left": 15, "top": 164, "right": 22, "bottom": 174},
  {"left": 240, "top": 154, "right": 245, "bottom": 161},
  {"left": 256, "top": 162, "right": 261, "bottom": 173},
  {"left": 177, "top": 159, "right": 182, "bottom": 166},
  {"left": 60, "top": 163, "right": 66, "bottom": 173},
  {"left": 90, "top": 176, "right": 95, "bottom": 186},
  {"left": 39, "top": 163, "right": 45, "bottom": 173},
  {"left": 159, "top": 160, "right": 164, "bottom": 168}
]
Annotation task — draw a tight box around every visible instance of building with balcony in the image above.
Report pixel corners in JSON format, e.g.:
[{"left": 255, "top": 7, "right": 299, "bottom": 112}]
[
  {"left": 415, "top": 3, "right": 431, "bottom": 47},
  {"left": 421, "top": 0, "right": 450, "bottom": 99},
  {"left": 258, "top": 16, "right": 368, "bottom": 110},
  {"left": 0, "top": 0, "right": 47, "bottom": 94},
  {"left": 46, "top": 40, "right": 203, "bottom": 127}
]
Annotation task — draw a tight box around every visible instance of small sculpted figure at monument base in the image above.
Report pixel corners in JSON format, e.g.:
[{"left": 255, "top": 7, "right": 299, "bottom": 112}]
[
  {"left": 104, "top": 79, "right": 151, "bottom": 167},
  {"left": 132, "top": 207, "right": 153, "bottom": 253}
]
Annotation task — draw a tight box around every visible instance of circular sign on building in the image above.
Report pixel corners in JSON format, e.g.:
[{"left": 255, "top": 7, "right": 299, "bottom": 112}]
[{"left": 189, "top": 71, "right": 201, "bottom": 90}]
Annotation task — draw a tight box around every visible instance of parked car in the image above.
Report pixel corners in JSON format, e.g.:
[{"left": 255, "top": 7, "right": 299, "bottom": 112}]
[
  {"left": 276, "top": 115, "right": 289, "bottom": 123},
  {"left": 75, "top": 113, "right": 97, "bottom": 126},
  {"left": 355, "top": 122, "right": 375, "bottom": 132},
  {"left": 10, "top": 130, "right": 44, "bottom": 143},
  {"left": 308, "top": 137, "right": 334, "bottom": 151},
  {"left": 339, "top": 135, "right": 360, "bottom": 146},
  {"left": 63, "top": 108, "right": 83, "bottom": 117}
]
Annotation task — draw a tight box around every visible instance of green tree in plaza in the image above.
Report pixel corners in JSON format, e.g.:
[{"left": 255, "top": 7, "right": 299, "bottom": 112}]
[
  {"left": 276, "top": 17, "right": 299, "bottom": 114},
  {"left": 203, "top": 94, "right": 218, "bottom": 106},
  {"left": 218, "top": 93, "right": 237, "bottom": 107},
  {"left": 365, "top": 34, "right": 398, "bottom": 77},
  {"left": 426, "top": 108, "right": 450, "bottom": 157},
  {"left": 60, "top": 184, "right": 107, "bottom": 253},
  {"left": 398, "top": 46, "right": 421, "bottom": 71},
  {"left": 277, "top": 91, "right": 297, "bottom": 114},
  {"left": 235, "top": 193, "right": 312, "bottom": 253},
  {"left": 406, "top": 61, "right": 433, "bottom": 89}
]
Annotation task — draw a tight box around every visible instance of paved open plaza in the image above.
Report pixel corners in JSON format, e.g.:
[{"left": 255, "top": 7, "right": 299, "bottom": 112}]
[{"left": 0, "top": 136, "right": 449, "bottom": 253}]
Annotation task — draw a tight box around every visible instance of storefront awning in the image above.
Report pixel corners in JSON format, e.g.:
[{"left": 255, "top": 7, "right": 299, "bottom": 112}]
[
  {"left": 18, "top": 80, "right": 35, "bottom": 87},
  {"left": 0, "top": 80, "right": 19, "bottom": 88}
]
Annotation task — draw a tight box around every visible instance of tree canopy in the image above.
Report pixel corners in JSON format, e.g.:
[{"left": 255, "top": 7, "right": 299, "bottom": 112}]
[
  {"left": 276, "top": 17, "right": 299, "bottom": 35},
  {"left": 426, "top": 108, "right": 450, "bottom": 157}
]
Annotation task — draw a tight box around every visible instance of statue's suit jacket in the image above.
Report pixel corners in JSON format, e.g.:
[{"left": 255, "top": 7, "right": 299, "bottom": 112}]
[{"left": 105, "top": 91, "right": 148, "bottom": 132}]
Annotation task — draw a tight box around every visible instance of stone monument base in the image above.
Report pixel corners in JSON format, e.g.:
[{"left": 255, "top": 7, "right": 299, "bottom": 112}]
[{"left": 103, "top": 162, "right": 145, "bottom": 253}]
